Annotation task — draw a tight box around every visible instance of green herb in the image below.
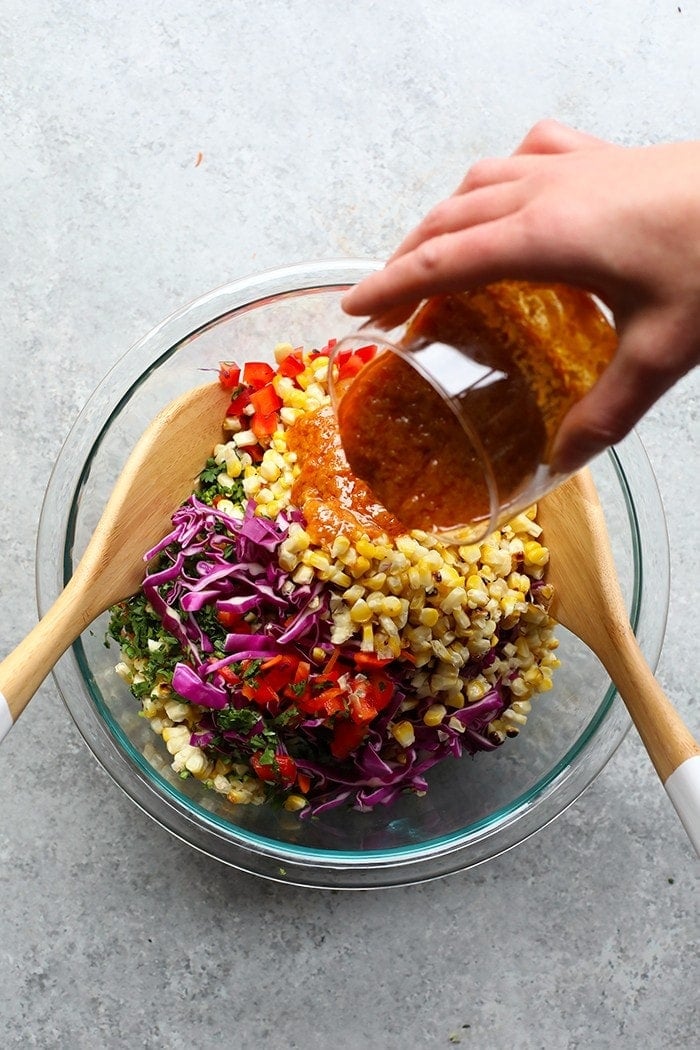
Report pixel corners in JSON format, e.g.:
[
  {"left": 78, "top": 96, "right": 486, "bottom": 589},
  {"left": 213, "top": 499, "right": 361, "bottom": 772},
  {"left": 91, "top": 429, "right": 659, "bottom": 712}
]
[{"left": 215, "top": 707, "right": 261, "bottom": 734}]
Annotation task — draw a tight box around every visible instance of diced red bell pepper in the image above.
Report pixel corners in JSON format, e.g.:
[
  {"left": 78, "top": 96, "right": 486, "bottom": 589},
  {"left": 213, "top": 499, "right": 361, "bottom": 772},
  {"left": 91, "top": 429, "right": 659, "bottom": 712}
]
[
  {"left": 216, "top": 609, "right": 253, "bottom": 631},
  {"left": 243, "top": 361, "right": 275, "bottom": 390},
  {"left": 250, "top": 385, "right": 283, "bottom": 417},
  {"left": 368, "top": 671, "right": 395, "bottom": 712},
  {"left": 219, "top": 361, "right": 241, "bottom": 389},
  {"left": 278, "top": 352, "right": 305, "bottom": 379},
  {"left": 226, "top": 387, "right": 250, "bottom": 416},
  {"left": 330, "top": 720, "right": 368, "bottom": 760},
  {"left": 251, "top": 410, "right": 279, "bottom": 439},
  {"left": 251, "top": 752, "right": 297, "bottom": 789},
  {"left": 259, "top": 654, "right": 298, "bottom": 693},
  {"left": 242, "top": 680, "right": 279, "bottom": 707},
  {"left": 337, "top": 354, "right": 367, "bottom": 383},
  {"left": 218, "top": 665, "right": 241, "bottom": 687},
  {"left": 353, "top": 651, "right": 393, "bottom": 671}
]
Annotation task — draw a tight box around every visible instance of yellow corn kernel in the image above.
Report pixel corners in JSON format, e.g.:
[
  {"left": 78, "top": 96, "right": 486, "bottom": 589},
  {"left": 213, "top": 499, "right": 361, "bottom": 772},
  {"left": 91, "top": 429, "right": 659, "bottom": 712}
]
[
  {"left": 349, "top": 555, "right": 372, "bottom": 579},
  {"left": 466, "top": 677, "right": 488, "bottom": 703},
  {"left": 259, "top": 456, "right": 282, "bottom": 483},
  {"left": 360, "top": 623, "right": 374, "bottom": 652},
  {"left": 390, "top": 721, "right": 416, "bottom": 748},
  {"left": 329, "top": 568, "right": 352, "bottom": 588},
  {"left": 292, "top": 563, "right": 315, "bottom": 585},
  {"left": 380, "top": 595, "right": 403, "bottom": 617},
  {"left": 279, "top": 406, "right": 302, "bottom": 426},
  {"left": 242, "top": 474, "right": 263, "bottom": 498},
  {"left": 343, "top": 583, "right": 365, "bottom": 605},
  {"left": 440, "top": 586, "right": 468, "bottom": 614},
  {"left": 423, "top": 703, "right": 447, "bottom": 727},
  {"left": 225, "top": 454, "right": 243, "bottom": 479},
  {"left": 419, "top": 606, "right": 440, "bottom": 628},
  {"left": 330, "top": 534, "right": 351, "bottom": 559},
  {"left": 162, "top": 725, "right": 189, "bottom": 753},
  {"left": 284, "top": 794, "right": 309, "bottom": 812},
  {"left": 301, "top": 549, "right": 331, "bottom": 573},
  {"left": 364, "top": 572, "right": 388, "bottom": 591},
  {"left": 350, "top": 598, "right": 373, "bottom": 623},
  {"left": 524, "top": 541, "right": 549, "bottom": 567}
]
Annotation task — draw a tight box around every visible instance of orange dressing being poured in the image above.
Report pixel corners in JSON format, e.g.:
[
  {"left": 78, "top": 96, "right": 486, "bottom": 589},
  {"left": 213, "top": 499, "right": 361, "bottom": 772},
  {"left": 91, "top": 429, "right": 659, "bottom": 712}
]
[{"left": 335, "top": 282, "right": 617, "bottom": 536}]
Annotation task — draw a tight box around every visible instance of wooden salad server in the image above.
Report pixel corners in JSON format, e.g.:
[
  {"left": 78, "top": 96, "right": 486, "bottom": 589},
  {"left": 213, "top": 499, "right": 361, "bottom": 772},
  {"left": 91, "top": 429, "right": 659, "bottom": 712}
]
[
  {"left": 538, "top": 469, "right": 700, "bottom": 854},
  {"left": 0, "top": 381, "right": 232, "bottom": 744}
]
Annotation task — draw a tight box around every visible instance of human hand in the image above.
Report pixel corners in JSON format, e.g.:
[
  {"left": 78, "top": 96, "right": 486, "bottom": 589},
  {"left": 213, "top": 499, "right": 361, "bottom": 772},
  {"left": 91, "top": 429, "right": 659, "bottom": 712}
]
[{"left": 342, "top": 121, "right": 700, "bottom": 473}]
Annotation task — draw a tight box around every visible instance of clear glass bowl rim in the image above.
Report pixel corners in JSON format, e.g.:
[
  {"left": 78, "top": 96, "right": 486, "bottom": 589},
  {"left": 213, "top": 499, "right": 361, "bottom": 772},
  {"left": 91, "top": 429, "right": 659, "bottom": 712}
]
[{"left": 36, "top": 259, "right": 670, "bottom": 888}]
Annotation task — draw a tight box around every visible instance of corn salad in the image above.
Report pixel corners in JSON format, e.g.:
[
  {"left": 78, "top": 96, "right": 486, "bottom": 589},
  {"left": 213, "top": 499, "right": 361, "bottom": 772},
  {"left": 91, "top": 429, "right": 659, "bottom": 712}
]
[{"left": 109, "top": 341, "right": 559, "bottom": 816}]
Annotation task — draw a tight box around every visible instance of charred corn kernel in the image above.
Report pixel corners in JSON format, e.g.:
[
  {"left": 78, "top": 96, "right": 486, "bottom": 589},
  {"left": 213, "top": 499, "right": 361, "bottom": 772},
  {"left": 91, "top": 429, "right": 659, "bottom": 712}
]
[
  {"left": 509, "top": 677, "right": 531, "bottom": 698},
  {"left": 387, "top": 633, "right": 402, "bottom": 657},
  {"left": 284, "top": 794, "right": 308, "bottom": 812},
  {"left": 217, "top": 498, "right": 238, "bottom": 516},
  {"left": 458, "top": 543, "right": 481, "bottom": 563},
  {"left": 259, "top": 456, "right": 282, "bottom": 483},
  {"left": 350, "top": 598, "right": 373, "bottom": 623},
  {"left": 390, "top": 721, "right": 416, "bottom": 747},
  {"left": 423, "top": 703, "right": 447, "bottom": 727},
  {"left": 509, "top": 511, "right": 543, "bottom": 537},
  {"left": 502, "top": 707, "right": 529, "bottom": 726}
]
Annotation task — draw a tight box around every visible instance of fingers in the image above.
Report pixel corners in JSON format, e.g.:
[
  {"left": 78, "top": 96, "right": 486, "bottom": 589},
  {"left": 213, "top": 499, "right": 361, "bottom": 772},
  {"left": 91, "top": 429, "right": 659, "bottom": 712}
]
[
  {"left": 343, "top": 215, "right": 536, "bottom": 316},
  {"left": 513, "top": 119, "right": 609, "bottom": 156},
  {"left": 550, "top": 315, "right": 682, "bottom": 473},
  {"left": 387, "top": 181, "right": 525, "bottom": 262}
]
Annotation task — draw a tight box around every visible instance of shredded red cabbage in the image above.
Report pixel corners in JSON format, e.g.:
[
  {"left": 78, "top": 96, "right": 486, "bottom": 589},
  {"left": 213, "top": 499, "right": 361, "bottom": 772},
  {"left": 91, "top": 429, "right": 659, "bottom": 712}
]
[{"left": 137, "top": 495, "right": 511, "bottom": 816}]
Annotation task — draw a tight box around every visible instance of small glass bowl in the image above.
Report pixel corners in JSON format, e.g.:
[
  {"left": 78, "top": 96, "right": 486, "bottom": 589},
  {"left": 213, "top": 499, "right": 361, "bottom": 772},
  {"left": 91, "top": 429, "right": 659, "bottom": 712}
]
[{"left": 36, "top": 260, "right": 669, "bottom": 889}]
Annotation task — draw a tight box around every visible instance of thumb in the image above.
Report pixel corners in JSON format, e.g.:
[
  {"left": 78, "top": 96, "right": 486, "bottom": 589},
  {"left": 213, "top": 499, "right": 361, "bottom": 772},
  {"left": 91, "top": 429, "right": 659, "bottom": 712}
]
[{"left": 550, "top": 316, "right": 680, "bottom": 474}]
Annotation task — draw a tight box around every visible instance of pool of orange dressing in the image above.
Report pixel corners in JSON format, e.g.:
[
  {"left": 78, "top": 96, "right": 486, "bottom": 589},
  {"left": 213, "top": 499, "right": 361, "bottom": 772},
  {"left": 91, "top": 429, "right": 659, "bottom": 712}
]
[{"left": 286, "top": 405, "right": 404, "bottom": 549}]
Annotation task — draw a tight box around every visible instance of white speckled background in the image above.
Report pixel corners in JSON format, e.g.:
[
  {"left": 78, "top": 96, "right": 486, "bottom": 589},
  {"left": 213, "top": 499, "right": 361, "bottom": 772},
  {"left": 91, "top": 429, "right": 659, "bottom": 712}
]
[{"left": 1, "top": 2, "right": 698, "bottom": 1048}]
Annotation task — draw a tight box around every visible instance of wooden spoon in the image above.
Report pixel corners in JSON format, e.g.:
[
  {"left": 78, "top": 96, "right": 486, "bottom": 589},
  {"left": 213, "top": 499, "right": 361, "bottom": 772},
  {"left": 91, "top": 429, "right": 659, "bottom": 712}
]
[
  {"left": 538, "top": 468, "right": 700, "bottom": 854},
  {"left": 0, "top": 381, "right": 232, "bottom": 743}
]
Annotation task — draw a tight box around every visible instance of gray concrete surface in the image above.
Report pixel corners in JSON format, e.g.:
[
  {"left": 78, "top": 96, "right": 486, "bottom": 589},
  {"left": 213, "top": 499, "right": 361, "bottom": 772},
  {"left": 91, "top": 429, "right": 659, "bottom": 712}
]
[{"left": 0, "top": 2, "right": 697, "bottom": 1048}]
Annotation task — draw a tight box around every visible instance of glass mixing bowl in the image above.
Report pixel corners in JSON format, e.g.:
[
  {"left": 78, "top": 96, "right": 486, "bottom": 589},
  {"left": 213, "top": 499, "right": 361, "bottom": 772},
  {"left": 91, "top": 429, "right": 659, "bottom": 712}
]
[{"left": 36, "top": 260, "right": 670, "bottom": 889}]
